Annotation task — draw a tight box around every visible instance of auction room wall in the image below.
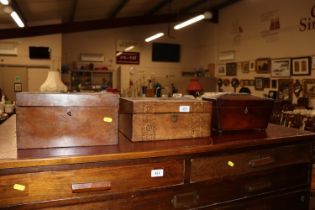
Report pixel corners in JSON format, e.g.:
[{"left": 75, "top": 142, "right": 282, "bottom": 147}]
[
  {"left": 198, "top": 0, "right": 315, "bottom": 104},
  {"left": 62, "top": 23, "right": 213, "bottom": 96},
  {"left": 0, "top": 34, "right": 62, "bottom": 100}
]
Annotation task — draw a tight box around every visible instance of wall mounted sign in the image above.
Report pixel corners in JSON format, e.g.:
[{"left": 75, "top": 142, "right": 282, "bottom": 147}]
[
  {"left": 116, "top": 40, "right": 140, "bottom": 65},
  {"left": 116, "top": 52, "right": 140, "bottom": 64},
  {"left": 299, "top": 4, "right": 315, "bottom": 32},
  {"left": 260, "top": 10, "right": 280, "bottom": 38}
]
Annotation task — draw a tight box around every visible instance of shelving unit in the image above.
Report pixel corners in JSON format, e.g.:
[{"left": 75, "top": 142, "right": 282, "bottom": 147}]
[{"left": 62, "top": 69, "right": 113, "bottom": 91}]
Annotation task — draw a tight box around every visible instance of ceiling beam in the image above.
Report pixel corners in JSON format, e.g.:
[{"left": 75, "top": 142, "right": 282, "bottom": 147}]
[
  {"left": 146, "top": 0, "right": 173, "bottom": 16},
  {"left": 213, "top": 0, "right": 241, "bottom": 10},
  {"left": 68, "top": 0, "right": 78, "bottom": 22},
  {"left": 10, "top": 0, "right": 27, "bottom": 26},
  {"left": 205, "top": 0, "right": 241, "bottom": 24},
  {"left": 109, "top": 0, "right": 129, "bottom": 18},
  {"left": 0, "top": 13, "right": 208, "bottom": 40},
  {"left": 179, "top": 0, "right": 208, "bottom": 14}
]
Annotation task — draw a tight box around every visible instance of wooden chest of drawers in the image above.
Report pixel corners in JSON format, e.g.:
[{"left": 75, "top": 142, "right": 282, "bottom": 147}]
[{"left": 0, "top": 124, "right": 314, "bottom": 209}]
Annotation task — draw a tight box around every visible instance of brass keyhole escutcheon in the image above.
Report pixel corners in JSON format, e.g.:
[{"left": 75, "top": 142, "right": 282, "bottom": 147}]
[
  {"left": 244, "top": 106, "right": 248, "bottom": 115},
  {"left": 171, "top": 114, "right": 178, "bottom": 122}
]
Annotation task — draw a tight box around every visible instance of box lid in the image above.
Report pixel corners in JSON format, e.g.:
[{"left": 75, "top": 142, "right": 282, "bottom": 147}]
[
  {"left": 202, "top": 93, "right": 273, "bottom": 106},
  {"left": 120, "top": 97, "right": 212, "bottom": 114},
  {"left": 16, "top": 92, "right": 119, "bottom": 107}
]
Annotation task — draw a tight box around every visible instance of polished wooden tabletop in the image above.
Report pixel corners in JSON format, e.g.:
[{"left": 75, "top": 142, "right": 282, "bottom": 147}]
[{"left": 0, "top": 116, "right": 314, "bottom": 169}]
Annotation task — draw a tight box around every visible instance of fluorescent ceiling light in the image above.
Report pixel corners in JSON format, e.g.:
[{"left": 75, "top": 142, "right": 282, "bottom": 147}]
[
  {"left": 116, "top": 51, "right": 123, "bottom": 56},
  {"left": 174, "top": 11, "right": 212, "bottom": 30},
  {"left": 124, "top": 45, "right": 134, "bottom": 52},
  {"left": 10, "top": 11, "right": 24, "bottom": 28},
  {"left": 0, "top": 0, "right": 9, "bottom": 5},
  {"left": 145, "top": 32, "right": 164, "bottom": 42}
]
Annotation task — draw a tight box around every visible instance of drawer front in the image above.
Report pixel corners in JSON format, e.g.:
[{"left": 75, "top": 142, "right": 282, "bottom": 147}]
[
  {"left": 203, "top": 190, "right": 309, "bottom": 210},
  {"left": 42, "top": 199, "right": 131, "bottom": 210},
  {"left": 132, "top": 165, "right": 310, "bottom": 210},
  {"left": 0, "top": 160, "right": 183, "bottom": 208},
  {"left": 191, "top": 143, "right": 312, "bottom": 182}
]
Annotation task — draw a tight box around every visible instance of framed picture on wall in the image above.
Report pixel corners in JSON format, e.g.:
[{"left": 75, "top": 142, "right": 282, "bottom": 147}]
[
  {"left": 226, "top": 62, "right": 237, "bottom": 76},
  {"left": 240, "top": 61, "right": 250, "bottom": 73},
  {"left": 303, "top": 79, "right": 315, "bottom": 97},
  {"left": 14, "top": 82, "right": 22, "bottom": 92},
  {"left": 271, "top": 79, "right": 277, "bottom": 88},
  {"left": 291, "top": 57, "right": 311, "bottom": 76},
  {"left": 217, "top": 64, "right": 226, "bottom": 76},
  {"left": 271, "top": 58, "right": 291, "bottom": 77},
  {"left": 254, "top": 77, "right": 264, "bottom": 90},
  {"left": 249, "top": 60, "right": 255, "bottom": 71},
  {"left": 256, "top": 58, "right": 271, "bottom": 74},
  {"left": 312, "top": 56, "right": 315, "bottom": 70},
  {"left": 278, "top": 79, "right": 293, "bottom": 102}
]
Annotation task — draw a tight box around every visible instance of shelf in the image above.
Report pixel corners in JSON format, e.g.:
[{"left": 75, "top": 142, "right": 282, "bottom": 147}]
[{"left": 62, "top": 69, "right": 113, "bottom": 91}]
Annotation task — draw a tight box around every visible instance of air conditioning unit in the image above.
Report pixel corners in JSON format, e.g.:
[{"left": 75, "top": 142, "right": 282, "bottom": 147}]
[{"left": 0, "top": 42, "right": 18, "bottom": 56}]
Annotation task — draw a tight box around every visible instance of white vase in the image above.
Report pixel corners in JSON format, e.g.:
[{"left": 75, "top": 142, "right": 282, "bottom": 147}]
[{"left": 40, "top": 71, "right": 68, "bottom": 92}]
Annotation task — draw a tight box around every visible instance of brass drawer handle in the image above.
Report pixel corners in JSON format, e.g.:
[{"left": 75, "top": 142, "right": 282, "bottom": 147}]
[
  {"left": 71, "top": 181, "right": 111, "bottom": 193},
  {"left": 245, "top": 181, "right": 272, "bottom": 192},
  {"left": 246, "top": 205, "right": 272, "bottom": 210},
  {"left": 248, "top": 156, "right": 275, "bottom": 168},
  {"left": 171, "top": 192, "right": 199, "bottom": 208}
]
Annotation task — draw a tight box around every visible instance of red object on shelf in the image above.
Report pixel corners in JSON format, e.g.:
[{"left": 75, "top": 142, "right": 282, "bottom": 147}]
[{"left": 187, "top": 78, "right": 203, "bottom": 96}]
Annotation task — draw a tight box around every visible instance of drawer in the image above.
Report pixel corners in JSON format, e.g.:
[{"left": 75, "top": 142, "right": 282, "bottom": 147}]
[
  {"left": 191, "top": 142, "right": 312, "bottom": 182},
  {"left": 202, "top": 190, "right": 309, "bottom": 210},
  {"left": 131, "top": 165, "right": 309, "bottom": 210},
  {"left": 42, "top": 198, "right": 131, "bottom": 210},
  {"left": 0, "top": 159, "right": 183, "bottom": 208}
]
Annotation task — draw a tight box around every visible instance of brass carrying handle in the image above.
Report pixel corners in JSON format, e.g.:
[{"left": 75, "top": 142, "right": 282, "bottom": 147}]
[
  {"left": 248, "top": 156, "right": 275, "bottom": 168},
  {"left": 71, "top": 181, "right": 111, "bottom": 193},
  {"left": 171, "top": 192, "right": 199, "bottom": 208},
  {"left": 245, "top": 205, "right": 272, "bottom": 210},
  {"left": 245, "top": 181, "right": 272, "bottom": 193}
]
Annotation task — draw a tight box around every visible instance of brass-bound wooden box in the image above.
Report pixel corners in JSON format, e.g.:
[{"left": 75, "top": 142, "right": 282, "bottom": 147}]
[
  {"left": 16, "top": 92, "right": 119, "bottom": 148},
  {"left": 119, "top": 97, "right": 212, "bottom": 142}
]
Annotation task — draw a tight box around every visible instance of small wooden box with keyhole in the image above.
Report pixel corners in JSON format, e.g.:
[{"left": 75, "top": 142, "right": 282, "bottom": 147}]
[
  {"left": 16, "top": 92, "right": 119, "bottom": 148},
  {"left": 203, "top": 93, "right": 274, "bottom": 133},
  {"left": 119, "top": 97, "right": 212, "bottom": 142}
]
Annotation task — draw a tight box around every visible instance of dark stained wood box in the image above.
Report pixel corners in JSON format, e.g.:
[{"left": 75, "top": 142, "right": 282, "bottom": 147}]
[
  {"left": 16, "top": 92, "right": 119, "bottom": 149},
  {"left": 203, "top": 93, "right": 274, "bottom": 133},
  {"left": 119, "top": 97, "right": 212, "bottom": 142}
]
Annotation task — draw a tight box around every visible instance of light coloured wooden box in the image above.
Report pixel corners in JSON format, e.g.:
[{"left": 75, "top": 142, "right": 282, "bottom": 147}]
[{"left": 119, "top": 97, "right": 212, "bottom": 142}]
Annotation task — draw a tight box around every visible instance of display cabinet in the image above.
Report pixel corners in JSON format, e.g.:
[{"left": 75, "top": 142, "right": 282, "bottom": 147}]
[{"left": 62, "top": 70, "right": 113, "bottom": 91}]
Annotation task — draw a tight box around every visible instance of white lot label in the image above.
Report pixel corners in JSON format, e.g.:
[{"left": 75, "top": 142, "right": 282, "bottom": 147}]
[
  {"left": 151, "top": 169, "right": 164, "bottom": 177},
  {"left": 179, "top": 105, "right": 190, "bottom": 112}
]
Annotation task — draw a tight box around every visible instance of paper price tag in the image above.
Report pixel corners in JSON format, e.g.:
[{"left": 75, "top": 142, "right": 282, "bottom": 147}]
[
  {"left": 13, "top": 184, "right": 26, "bottom": 191},
  {"left": 103, "top": 117, "right": 113, "bottom": 123},
  {"left": 227, "top": 161, "right": 235, "bottom": 167},
  {"left": 151, "top": 169, "right": 164, "bottom": 177},
  {"left": 179, "top": 105, "right": 190, "bottom": 112}
]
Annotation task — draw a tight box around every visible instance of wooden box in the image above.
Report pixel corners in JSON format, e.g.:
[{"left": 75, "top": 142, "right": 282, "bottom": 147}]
[
  {"left": 119, "top": 97, "right": 212, "bottom": 142},
  {"left": 16, "top": 92, "right": 119, "bottom": 148},
  {"left": 203, "top": 93, "right": 274, "bottom": 133}
]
